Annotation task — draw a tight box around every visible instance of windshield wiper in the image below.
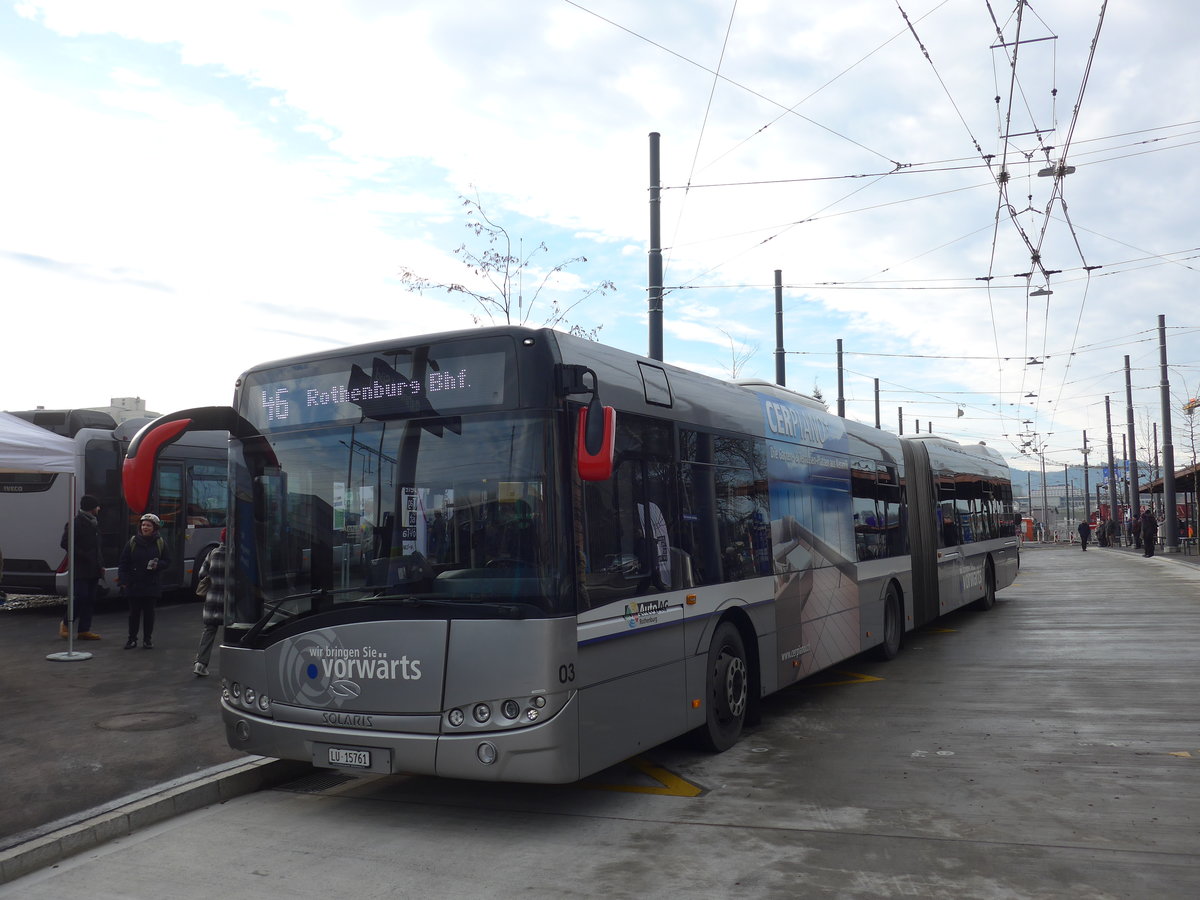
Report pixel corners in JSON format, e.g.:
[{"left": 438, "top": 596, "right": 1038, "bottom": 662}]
[
  {"left": 244, "top": 585, "right": 393, "bottom": 639},
  {"left": 369, "top": 593, "right": 528, "bottom": 619}
]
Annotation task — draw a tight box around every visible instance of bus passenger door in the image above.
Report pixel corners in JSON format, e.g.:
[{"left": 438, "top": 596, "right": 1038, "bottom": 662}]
[
  {"left": 575, "top": 413, "right": 685, "bottom": 774},
  {"left": 154, "top": 461, "right": 186, "bottom": 589}
]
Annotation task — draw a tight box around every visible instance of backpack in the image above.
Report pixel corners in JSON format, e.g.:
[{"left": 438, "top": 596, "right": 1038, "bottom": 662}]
[{"left": 128, "top": 535, "right": 167, "bottom": 558}]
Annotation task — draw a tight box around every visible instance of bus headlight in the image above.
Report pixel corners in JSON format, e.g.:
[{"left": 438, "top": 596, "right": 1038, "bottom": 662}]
[
  {"left": 447, "top": 708, "right": 465, "bottom": 727},
  {"left": 257, "top": 693, "right": 271, "bottom": 713},
  {"left": 501, "top": 699, "right": 520, "bottom": 720},
  {"left": 472, "top": 703, "right": 491, "bottom": 724},
  {"left": 476, "top": 742, "right": 498, "bottom": 765}
]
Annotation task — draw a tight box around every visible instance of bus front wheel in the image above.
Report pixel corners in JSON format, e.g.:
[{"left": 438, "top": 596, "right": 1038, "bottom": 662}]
[{"left": 698, "top": 621, "right": 748, "bottom": 752}]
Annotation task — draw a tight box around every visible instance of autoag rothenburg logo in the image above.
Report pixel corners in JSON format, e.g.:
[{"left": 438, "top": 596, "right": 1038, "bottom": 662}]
[{"left": 278, "top": 630, "right": 422, "bottom": 708}]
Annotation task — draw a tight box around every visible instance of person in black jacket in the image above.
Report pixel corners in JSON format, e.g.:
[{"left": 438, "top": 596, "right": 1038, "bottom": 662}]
[
  {"left": 1076, "top": 520, "right": 1091, "bottom": 551},
  {"left": 59, "top": 494, "right": 105, "bottom": 640},
  {"left": 1141, "top": 509, "right": 1159, "bottom": 558},
  {"left": 117, "top": 513, "right": 171, "bottom": 649}
]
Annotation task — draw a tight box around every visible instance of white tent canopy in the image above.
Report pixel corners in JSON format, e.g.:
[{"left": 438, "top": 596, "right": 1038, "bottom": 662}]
[
  {"left": 0, "top": 411, "right": 75, "bottom": 473},
  {"left": 0, "top": 411, "right": 91, "bottom": 660}
]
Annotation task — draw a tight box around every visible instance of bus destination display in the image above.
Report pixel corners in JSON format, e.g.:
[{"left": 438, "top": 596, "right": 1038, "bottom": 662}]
[{"left": 250, "top": 349, "right": 508, "bottom": 428}]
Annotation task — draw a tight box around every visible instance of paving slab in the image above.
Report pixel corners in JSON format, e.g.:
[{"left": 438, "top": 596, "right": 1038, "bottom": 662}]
[{"left": 3, "top": 545, "right": 1199, "bottom": 897}]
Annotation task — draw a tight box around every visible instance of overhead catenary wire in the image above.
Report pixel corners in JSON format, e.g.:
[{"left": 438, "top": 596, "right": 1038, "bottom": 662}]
[
  {"left": 565, "top": 0, "right": 1190, "bottom": 467},
  {"left": 664, "top": 0, "right": 742, "bottom": 294},
  {"left": 561, "top": 0, "right": 900, "bottom": 165}
]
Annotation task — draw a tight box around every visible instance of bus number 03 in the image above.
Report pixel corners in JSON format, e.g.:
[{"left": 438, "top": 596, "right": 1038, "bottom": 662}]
[{"left": 558, "top": 664, "right": 575, "bottom": 684}]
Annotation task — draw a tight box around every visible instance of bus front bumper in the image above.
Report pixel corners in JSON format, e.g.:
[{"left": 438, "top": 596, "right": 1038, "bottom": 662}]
[{"left": 221, "top": 696, "right": 581, "bottom": 784}]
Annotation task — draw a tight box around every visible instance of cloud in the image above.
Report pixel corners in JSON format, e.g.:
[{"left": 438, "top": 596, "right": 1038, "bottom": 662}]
[{"left": 2, "top": 0, "right": 1198, "bottom": 472}]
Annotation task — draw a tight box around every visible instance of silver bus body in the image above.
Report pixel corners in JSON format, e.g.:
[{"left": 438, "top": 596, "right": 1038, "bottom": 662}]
[{"left": 128, "top": 327, "right": 1017, "bottom": 782}]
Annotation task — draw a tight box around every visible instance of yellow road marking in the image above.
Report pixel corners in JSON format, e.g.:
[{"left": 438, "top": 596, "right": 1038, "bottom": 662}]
[
  {"left": 581, "top": 756, "right": 705, "bottom": 797},
  {"left": 812, "top": 669, "right": 884, "bottom": 687},
  {"left": 1168, "top": 751, "right": 1194, "bottom": 758}
]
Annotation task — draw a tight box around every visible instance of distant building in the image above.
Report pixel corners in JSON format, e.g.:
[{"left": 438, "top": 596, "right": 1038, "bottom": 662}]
[{"left": 98, "top": 397, "right": 160, "bottom": 425}]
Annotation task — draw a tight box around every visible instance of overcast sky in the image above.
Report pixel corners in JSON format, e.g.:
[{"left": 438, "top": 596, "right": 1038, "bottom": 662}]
[{"left": 2, "top": 0, "right": 1198, "bottom": 475}]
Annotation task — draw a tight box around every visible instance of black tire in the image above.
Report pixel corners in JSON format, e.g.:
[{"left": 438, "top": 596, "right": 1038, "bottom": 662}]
[
  {"left": 973, "top": 560, "right": 997, "bottom": 611},
  {"left": 875, "top": 583, "right": 903, "bottom": 661},
  {"left": 697, "top": 621, "right": 749, "bottom": 753}
]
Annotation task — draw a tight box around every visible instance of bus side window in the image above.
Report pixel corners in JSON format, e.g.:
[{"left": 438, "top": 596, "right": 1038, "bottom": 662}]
[
  {"left": 937, "top": 476, "right": 959, "bottom": 547},
  {"left": 189, "top": 462, "right": 227, "bottom": 528},
  {"left": 678, "top": 430, "right": 769, "bottom": 584},
  {"left": 578, "top": 414, "right": 674, "bottom": 609},
  {"left": 956, "top": 474, "right": 982, "bottom": 544},
  {"left": 880, "top": 467, "right": 907, "bottom": 557},
  {"left": 995, "top": 481, "right": 1016, "bottom": 537}
]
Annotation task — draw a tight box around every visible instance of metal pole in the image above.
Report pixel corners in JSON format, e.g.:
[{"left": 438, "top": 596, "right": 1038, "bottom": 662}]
[
  {"left": 1189, "top": 406, "right": 1198, "bottom": 545},
  {"left": 1122, "top": 434, "right": 1130, "bottom": 513},
  {"left": 1082, "top": 430, "right": 1090, "bottom": 519},
  {"left": 1125, "top": 355, "right": 1141, "bottom": 517},
  {"left": 647, "top": 132, "right": 663, "bottom": 361},
  {"left": 836, "top": 339, "right": 845, "bottom": 417},
  {"left": 774, "top": 269, "right": 785, "bottom": 386},
  {"left": 1159, "top": 314, "right": 1179, "bottom": 550},
  {"left": 1064, "top": 464, "right": 1071, "bottom": 525},
  {"left": 898, "top": 407, "right": 903, "bottom": 435},
  {"left": 1147, "top": 427, "right": 1156, "bottom": 518},
  {"left": 46, "top": 475, "right": 92, "bottom": 662},
  {"left": 874, "top": 378, "right": 880, "bottom": 429},
  {"left": 1105, "top": 395, "right": 1121, "bottom": 543},
  {"left": 1040, "top": 451, "right": 1049, "bottom": 539},
  {"left": 1189, "top": 405, "right": 1199, "bottom": 544}
]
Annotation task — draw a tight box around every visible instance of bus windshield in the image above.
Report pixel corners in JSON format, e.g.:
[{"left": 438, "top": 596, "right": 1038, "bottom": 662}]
[{"left": 231, "top": 411, "right": 566, "bottom": 634}]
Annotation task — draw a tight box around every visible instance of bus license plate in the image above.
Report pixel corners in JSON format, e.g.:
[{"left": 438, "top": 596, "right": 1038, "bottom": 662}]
[{"left": 328, "top": 747, "right": 371, "bottom": 769}]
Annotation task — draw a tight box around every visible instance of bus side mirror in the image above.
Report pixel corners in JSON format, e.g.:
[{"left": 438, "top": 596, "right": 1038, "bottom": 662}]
[
  {"left": 577, "top": 398, "right": 615, "bottom": 481},
  {"left": 123, "top": 405, "right": 251, "bottom": 513},
  {"left": 123, "top": 418, "right": 191, "bottom": 514}
]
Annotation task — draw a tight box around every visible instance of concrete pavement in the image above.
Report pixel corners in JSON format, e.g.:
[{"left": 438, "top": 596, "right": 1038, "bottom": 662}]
[
  {"left": 0, "top": 594, "right": 306, "bottom": 883},
  {"left": 2, "top": 544, "right": 1199, "bottom": 894}
]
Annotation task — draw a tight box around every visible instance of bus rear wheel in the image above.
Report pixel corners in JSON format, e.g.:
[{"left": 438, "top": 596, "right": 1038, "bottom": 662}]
[
  {"left": 698, "top": 621, "right": 748, "bottom": 752},
  {"left": 875, "top": 584, "right": 902, "bottom": 661},
  {"left": 973, "top": 561, "right": 997, "bottom": 611}
]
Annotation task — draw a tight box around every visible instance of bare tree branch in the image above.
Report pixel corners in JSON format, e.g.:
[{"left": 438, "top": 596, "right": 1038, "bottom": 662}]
[
  {"left": 398, "top": 190, "right": 613, "bottom": 338},
  {"left": 718, "top": 329, "right": 759, "bottom": 380}
]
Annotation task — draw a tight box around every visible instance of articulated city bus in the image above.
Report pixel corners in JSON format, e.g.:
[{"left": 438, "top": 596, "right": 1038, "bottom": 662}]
[
  {"left": 0, "top": 412, "right": 227, "bottom": 597},
  {"left": 123, "top": 327, "right": 1018, "bottom": 782}
]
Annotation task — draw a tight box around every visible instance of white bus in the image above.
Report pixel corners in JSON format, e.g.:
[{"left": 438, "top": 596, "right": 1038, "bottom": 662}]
[
  {"left": 0, "top": 410, "right": 227, "bottom": 597},
  {"left": 123, "top": 327, "right": 1019, "bottom": 782}
]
